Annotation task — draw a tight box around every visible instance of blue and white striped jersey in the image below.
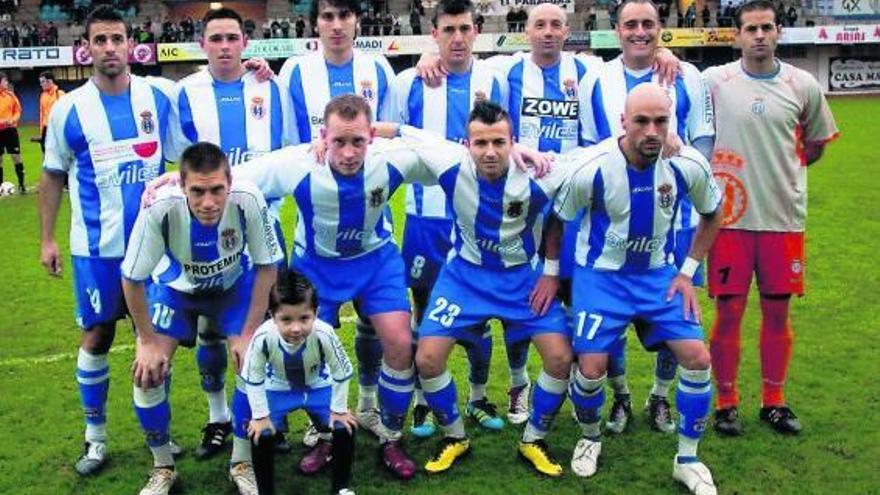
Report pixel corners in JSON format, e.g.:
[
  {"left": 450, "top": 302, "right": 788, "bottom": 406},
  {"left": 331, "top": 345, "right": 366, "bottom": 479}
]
[
  {"left": 121, "top": 180, "right": 282, "bottom": 294},
  {"left": 43, "top": 75, "right": 175, "bottom": 258},
  {"left": 485, "top": 52, "right": 601, "bottom": 152},
  {"left": 398, "top": 126, "right": 570, "bottom": 269},
  {"left": 553, "top": 138, "right": 722, "bottom": 272},
  {"left": 278, "top": 50, "right": 396, "bottom": 144},
  {"left": 241, "top": 318, "right": 354, "bottom": 417},
  {"left": 578, "top": 58, "right": 715, "bottom": 231},
  {"left": 172, "top": 69, "right": 295, "bottom": 165},
  {"left": 392, "top": 61, "right": 507, "bottom": 220},
  {"left": 232, "top": 140, "right": 435, "bottom": 260}
]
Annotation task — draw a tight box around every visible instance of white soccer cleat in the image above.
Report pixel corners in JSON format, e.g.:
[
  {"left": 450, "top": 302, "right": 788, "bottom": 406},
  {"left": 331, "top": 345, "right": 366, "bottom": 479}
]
[
  {"left": 507, "top": 382, "right": 531, "bottom": 425},
  {"left": 302, "top": 421, "right": 321, "bottom": 447},
  {"left": 672, "top": 459, "right": 718, "bottom": 495},
  {"left": 355, "top": 407, "right": 384, "bottom": 438},
  {"left": 570, "top": 438, "right": 602, "bottom": 478},
  {"left": 229, "top": 462, "right": 259, "bottom": 495},
  {"left": 74, "top": 441, "right": 107, "bottom": 476},
  {"left": 138, "top": 467, "right": 178, "bottom": 495}
]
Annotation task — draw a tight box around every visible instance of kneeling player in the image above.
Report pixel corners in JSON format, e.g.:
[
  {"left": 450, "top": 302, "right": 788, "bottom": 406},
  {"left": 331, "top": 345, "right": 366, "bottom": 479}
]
[
  {"left": 122, "top": 143, "right": 280, "bottom": 495},
  {"left": 555, "top": 84, "right": 722, "bottom": 494},
  {"left": 374, "top": 103, "right": 573, "bottom": 476},
  {"left": 242, "top": 270, "right": 356, "bottom": 495}
]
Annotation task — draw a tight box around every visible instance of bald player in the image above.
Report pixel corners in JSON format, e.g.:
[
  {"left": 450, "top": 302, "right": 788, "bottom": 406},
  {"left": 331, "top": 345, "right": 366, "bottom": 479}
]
[{"left": 554, "top": 84, "right": 722, "bottom": 495}]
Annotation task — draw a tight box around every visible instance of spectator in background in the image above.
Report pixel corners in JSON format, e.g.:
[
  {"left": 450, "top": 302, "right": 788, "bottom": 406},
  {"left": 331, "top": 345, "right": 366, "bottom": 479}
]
[
  {"left": 786, "top": 5, "right": 797, "bottom": 26},
  {"left": 295, "top": 15, "right": 306, "bottom": 37},
  {"left": 515, "top": 5, "right": 528, "bottom": 31},
  {"left": 281, "top": 18, "right": 291, "bottom": 37},
  {"left": 392, "top": 12, "right": 401, "bottom": 35},
  {"left": 410, "top": 6, "right": 421, "bottom": 35},
  {"left": 262, "top": 17, "right": 272, "bottom": 38},
  {"left": 362, "top": 11, "right": 373, "bottom": 36},
  {"left": 686, "top": 2, "right": 697, "bottom": 27},
  {"left": 506, "top": 7, "right": 517, "bottom": 31},
  {"left": 702, "top": 3, "right": 711, "bottom": 26},
  {"left": 382, "top": 11, "right": 392, "bottom": 35},
  {"left": 244, "top": 18, "right": 256, "bottom": 38},
  {"left": 585, "top": 4, "right": 597, "bottom": 30},
  {"left": 475, "top": 10, "right": 484, "bottom": 33},
  {"left": 38, "top": 71, "right": 64, "bottom": 153},
  {"left": 659, "top": 0, "right": 670, "bottom": 26},
  {"left": 0, "top": 72, "right": 24, "bottom": 193},
  {"left": 608, "top": 0, "right": 620, "bottom": 28},
  {"left": 47, "top": 21, "right": 58, "bottom": 45}
]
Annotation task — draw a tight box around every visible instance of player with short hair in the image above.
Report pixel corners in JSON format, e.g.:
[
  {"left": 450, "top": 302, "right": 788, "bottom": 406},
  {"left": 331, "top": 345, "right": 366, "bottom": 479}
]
[
  {"left": 372, "top": 101, "right": 573, "bottom": 476},
  {"left": 123, "top": 142, "right": 281, "bottom": 495},
  {"left": 170, "top": 5, "right": 296, "bottom": 462},
  {"left": 555, "top": 84, "right": 722, "bottom": 495},
  {"left": 704, "top": 0, "right": 838, "bottom": 436},
  {"left": 0, "top": 71, "right": 24, "bottom": 193},
  {"left": 243, "top": 270, "right": 357, "bottom": 495},
  {"left": 39, "top": 71, "right": 65, "bottom": 154},
  {"left": 392, "top": 0, "right": 509, "bottom": 436},
  {"left": 577, "top": 0, "right": 716, "bottom": 435},
  {"left": 38, "top": 6, "right": 176, "bottom": 477},
  {"left": 278, "top": 0, "right": 398, "bottom": 440}
]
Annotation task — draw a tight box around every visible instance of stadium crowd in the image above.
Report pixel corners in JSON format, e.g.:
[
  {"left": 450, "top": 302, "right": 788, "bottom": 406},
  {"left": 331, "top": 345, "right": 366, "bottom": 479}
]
[{"left": 21, "top": 0, "right": 838, "bottom": 494}]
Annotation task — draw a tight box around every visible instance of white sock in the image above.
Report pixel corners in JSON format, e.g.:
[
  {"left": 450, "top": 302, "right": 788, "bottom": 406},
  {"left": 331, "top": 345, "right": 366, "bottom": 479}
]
[
  {"left": 509, "top": 366, "right": 529, "bottom": 389},
  {"left": 651, "top": 377, "right": 674, "bottom": 398},
  {"left": 522, "top": 423, "right": 545, "bottom": 443},
  {"left": 677, "top": 435, "right": 700, "bottom": 459},
  {"left": 609, "top": 375, "right": 630, "bottom": 396},
  {"left": 85, "top": 423, "right": 107, "bottom": 444},
  {"left": 357, "top": 385, "right": 378, "bottom": 410},
  {"left": 444, "top": 417, "right": 466, "bottom": 439},
  {"left": 206, "top": 389, "right": 231, "bottom": 423},
  {"left": 469, "top": 383, "right": 487, "bottom": 402},
  {"left": 414, "top": 388, "right": 427, "bottom": 406},
  {"left": 150, "top": 443, "right": 174, "bottom": 468},
  {"left": 230, "top": 436, "right": 252, "bottom": 465}
]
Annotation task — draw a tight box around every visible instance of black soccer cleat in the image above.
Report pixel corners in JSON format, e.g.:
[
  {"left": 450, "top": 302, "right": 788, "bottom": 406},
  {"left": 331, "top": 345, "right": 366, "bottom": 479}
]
[
  {"left": 714, "top": 407, "right": 744, "bottom": 436},
  {"left": 194, "top": 421, "right": 232, "bottom": 460},
  {"left": 760, "top": 406, "right": 802, "bottom": 434},
  {"left": 605, "top": 394, "right": 633, "bottom": 434}
]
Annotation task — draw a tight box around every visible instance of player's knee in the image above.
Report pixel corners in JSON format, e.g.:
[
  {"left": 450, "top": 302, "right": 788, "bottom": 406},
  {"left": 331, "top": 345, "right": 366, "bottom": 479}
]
[
  {"left": 380, "top": 331, "right": 412, "bottom": 364},
  {"left": 541, "top": 347, "right": 573, "bottom": 379},
  {"left": 716, "top": 295, "right": 748, "bottom": 324},
  {"left": 133, "top": 383, "right": 167, "bottom": 407},
  {"left": 81, "top": 324, "right": 115, "bottom": 354},
  {"left": 415, "top": 349, "right": 443, "bottom": 379},
  {"left": 577, "top": 354, "right": 607, "bottom": 380},
  {"left": 677, "top": 344, "right": 711, "bottom": 371}
]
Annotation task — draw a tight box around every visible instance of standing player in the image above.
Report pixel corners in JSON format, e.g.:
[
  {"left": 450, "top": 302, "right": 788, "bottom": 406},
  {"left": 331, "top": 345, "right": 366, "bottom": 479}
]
[
  {"left": 372, "top": 104, "right": 574, "bottom": 477},
  {"left": 123, "top": 142, "right": 280, "bottom": 495},
  {"left": 38, "top": 6, "right": 175, "bottom": 477},
  {"left": 171, "top": 6, "right": 294, "bottom": 461},
  {"left": 704, "top": 0, "right": 838, "bottom": 436},
  {"left": 577, "top": 0, "right": 715, "bottom": 435},
  {"left": 0, "top": 72, "right": 24, "bottom": 193},
  {"left": 278, "top": 0, "right": 397, "bottom": 439},
  {"left": 556, "top": 84, "right": 722, "bottom": 495},
  {"left": 392, "top": 0, "right": 508, "bottom": 436},
  {"left": 39, "top": 71, "right": 65, "bottom": 154}
]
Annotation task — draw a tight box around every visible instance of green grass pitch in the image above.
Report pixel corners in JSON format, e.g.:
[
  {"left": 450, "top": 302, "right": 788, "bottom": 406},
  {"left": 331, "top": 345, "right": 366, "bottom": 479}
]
[{"left": 0, "top": 97, "right": 877, "bottom": 494}]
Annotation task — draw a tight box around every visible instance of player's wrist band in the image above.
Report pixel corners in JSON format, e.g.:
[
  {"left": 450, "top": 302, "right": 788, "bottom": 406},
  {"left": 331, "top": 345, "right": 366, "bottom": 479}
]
[
  {"left": 680, "top": 256, "right": 700, "bottom": 278},
  {"left": 543, "top": 259, "right": 560, "bottom": 276}
]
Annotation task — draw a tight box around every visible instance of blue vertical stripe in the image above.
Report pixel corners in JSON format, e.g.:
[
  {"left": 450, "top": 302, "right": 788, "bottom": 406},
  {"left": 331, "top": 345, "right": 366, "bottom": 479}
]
[
  {"left": 100, "top": 91, "right": 142, "bottom": 254},
  {"left": 445, "top": 72, "right": 469, "bottom": 142},
  {"left": 508, "top": 61, "right": 524, "bottom": 142},
  {"left": 625, "top": 165, "right": 656, "bottom": 270},
  {"left": 65, "top": 108, "right": 101, "bottom": 257},
  {"left": 407, "top": 78, "right": 425, "bottom": 216},
  {"left": 575, "top": 59, "right": 588, "bottom": 146},
  {"left": 213, "top": 79, "right": 247, "bottom": 158},
  {"left": 520, "top": 181, "right": 548, "bottom": 261},
  {"left": 538, "top": 63, "right": 563, "bottom": 153},
  {"left": 269, "top": 80, "right": 283, "bottom": 150},
  {"left": 669, "top": 163, "right": 690, "bottom": 260},
  {"left": 591, "top": 81, "right": 612, "bottom": 141},
  {"left": 289, "top": 66, "right": 312, "bottom": 143},
  {"left": 624, "top": 71, "right": 653, "bottom": 92},
  {"left": 281, "top": 344, "right": 307, "bottom": 389},
  {"left": 375, "top": 60, "right": 389, "bottom": 115},
  {"left": 674, "top": 77, "right": 690, "bottom": 141},
  {"left": 586, "top": 170, "right": 609, "bottom": 267},
  {"left": 475, "top": 175, "right": 506, "bottom": 269},
  {"left": 334, "top": 169, "right": 366, "bottom": 257},
  {"left": 293, "top": 176, "right": 315, "bottom": 254},
  {"left": 326, "top": 60, "right": 355, "bottom": 98},
  {"left": 190, "top": 218, "right": 221, "bottom": 286},
  {"left": 490, "top": 78, "right": 503, "bottom": 109},
  {"left": 178, "top": 90, "right": 199, "bottom": 143},
  {"left": 438, "top": 165, "right": 462, "bottom": 254}
]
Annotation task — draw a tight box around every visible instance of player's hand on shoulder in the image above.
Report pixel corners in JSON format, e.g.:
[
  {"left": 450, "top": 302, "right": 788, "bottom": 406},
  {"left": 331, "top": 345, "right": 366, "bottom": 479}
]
[
  {"left": 244, "top": 58, "right": 275, "bottom": 82},
  {"left": 248, "top": 417, "right": 276, "bottom": 444},
  {"left": 416, "top": 52, "right": 447, "bottom": 88},
  {"left": 330, "top": 411, "right": 358, "bottom": 434},
  {"left": 662, "top": 133, "right": 683, "bottom": 159},
  {"left": 40, "top": 240, "right": 63, "bottom": 277},
  {"left": 142, "top": 171, "right": 181, "bottom": 207},
  {"left": 512, "top": 144, "right": 554, "bottom": 178},
  {"left": 653, "top": 47, "right": 682, "bottom": 86},
  {"left": 309, "top": 139, "right": 328, "bottom": 165}
]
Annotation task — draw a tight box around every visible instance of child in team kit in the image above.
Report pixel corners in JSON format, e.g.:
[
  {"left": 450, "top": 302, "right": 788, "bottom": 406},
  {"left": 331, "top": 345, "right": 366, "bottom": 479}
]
[{"left": 240, "top": 270, "right": 357, "bottom": 495}]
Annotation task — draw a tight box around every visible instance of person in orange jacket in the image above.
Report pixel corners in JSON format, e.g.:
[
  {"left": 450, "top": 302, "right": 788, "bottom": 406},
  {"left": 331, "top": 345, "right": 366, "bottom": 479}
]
[
  {"left": 0, "top": 72, "right": 25, "bottom": 193},
  {"left": 39, "top": 71, "right": 65, "bottom": 154}
]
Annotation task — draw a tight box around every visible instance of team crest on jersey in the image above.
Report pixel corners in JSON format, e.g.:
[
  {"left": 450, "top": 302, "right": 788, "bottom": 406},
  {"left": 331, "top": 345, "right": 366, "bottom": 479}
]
[
  {"left": 221, "top": 228, "right": 238, "bottom": 251},
  {"left": 751, "top": 97, "right": 766, "bottom": 115},
  {"left": 563, "top": 78, "right": 578, "bottom": 100},
  {"left": 506, "top": 200, "right": 524, "bottom": 218},
  {"left": 791, "top": 259, "right": 803, "bottom": 274},
  {"left": 474, "top": 90, "right": 487, "bottom": 102},
  {"left": 369, "top": 187, "right": 384, "bottom": 207},
  {"left": 360, "top": 80, "right": 375, "bottom": 101},
  {"left": 139, "top": 111, "right": 155, "bottom": 134},
  {"left": 657, "top": 183, "right": 674, "bottom": 209},
  {"left": 251, "top": 96, "right": 266, "bottom": 120}
]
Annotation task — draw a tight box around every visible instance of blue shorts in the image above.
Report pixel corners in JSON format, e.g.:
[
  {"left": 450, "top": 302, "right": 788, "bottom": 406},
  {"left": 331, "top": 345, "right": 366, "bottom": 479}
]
[
  {"left": 236, "top": 386, "right": 332, "bottom": 433},
  {"left": 571, "top": 265, "right": 704, "bottom": 355},
  {"left": 418, "top": 257, "right": 568, "bottom": 346},
  {"left": 560, "top": 212, "right": 584, "bottom": 281},
  {"left": 402, "top": 215, "right": 454, "bottom": 291},
  {"left": 146, "top": 270, "right": 255, "bottom": 345},
  {"left": 674, "top": 227, "right": 704, "bottom": 287},
  {"left": 292, "top": 242, "right": 410, "bottom": 327},
  {"left": 72, "top": 256, "right": 128, "bottom": 329}
]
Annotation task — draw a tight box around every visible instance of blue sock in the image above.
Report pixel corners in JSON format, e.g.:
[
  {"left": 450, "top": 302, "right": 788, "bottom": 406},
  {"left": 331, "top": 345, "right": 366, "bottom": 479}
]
[
  {"left": 231, "top": 386, "right": 252, "bottom": 440},
  {"left": 607, "top": 336, "right": 627, "bottom": 379},
  {"left": 524, "top": 371, "right": 568, "bottom": 441},
  {"left": 676, "top": 367, "right": 712, "bottom": 460},
  {"left": 506, "top": 339, "right": 530, "bottom": 372},
  {"left": 463, "top": 323, "right": 492, "bottom": 390},
  {"left": 355, "top": 321, "right": 382, "bottom": 389},
  {"left": 196, "top": 338, "right": 227, "bottom": 393},
  {"left": 420, "top": 371, "right": 460, "bottom": 427},
  {"left": 76, "top": 348, "right": 109, "bottom": 442},
  {"left": 134, "top": 385, "right": 170, "bottom": 448},
  {"left": 569, "top": 369, "right": 606, "bottom": 440},
  {"left": 377, "top": 361, "right": 414, "bottom": 435},
  {"left": 652, "top": 346, "right": 679, "bottom": 397}
]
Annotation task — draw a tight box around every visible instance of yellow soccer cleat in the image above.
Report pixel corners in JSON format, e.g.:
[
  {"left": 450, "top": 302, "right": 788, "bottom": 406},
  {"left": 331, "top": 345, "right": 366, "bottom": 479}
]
[
  {"left": 519, "top": 440, "right": 563, "bottom": 477},
  {"left": 425, "top": 436, "right": 470, "bottom": 474}
]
